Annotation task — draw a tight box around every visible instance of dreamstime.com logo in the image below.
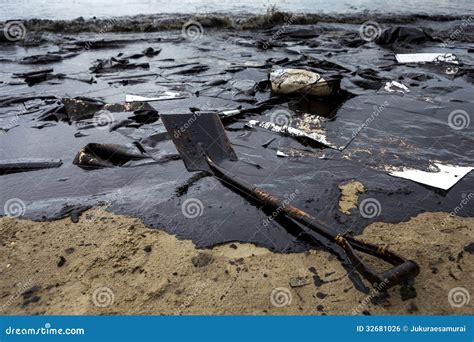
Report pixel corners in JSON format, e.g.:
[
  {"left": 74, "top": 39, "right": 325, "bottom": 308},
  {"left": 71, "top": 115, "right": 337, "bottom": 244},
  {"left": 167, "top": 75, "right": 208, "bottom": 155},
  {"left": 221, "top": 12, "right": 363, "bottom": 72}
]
[
  {"left": 174, "top": 279, "right": 212, "bottom": 315},
  {"left": 352, "top": 278, "right": 389, "bottom": 315},
  {"left": 75, "top": 111, "right": 114, "bottom": 131},
  {"left": 448, "top": 110, "right": 470, "bottom": 130},
  {"left": 359, "top": 198, "right": 382, "bottom": 219},
  {"left": 436, "top": 192, "right": 473, "bottom": 231},
  {"left": 5, "top": 323, "right": 85, "bottom": 336},
  {"left": 83, "top": 18, "right": 117, "bottom": 50},
  {"left": 94, "top": 111, "right": 114, "bottom": 130},
  {"left": 262, "top": 14, "right": 297, "bottom": 49},
  {"left": 173, "top": 112, "right": 202, "bottom": 138},
  {"left": 0, "top": 278, "right": 33, "bottom": 313},
  {"left": 4, "top": 198, "right": 26, "bottom": 218},
  {"left": 448, "top": 287, "right": 470, "bottom": 308},
  {"left": 440, "top": 16, "right": 473, "bottom": 48},
  {"left": 0, "top": 114, "right": 20, "bottom": 135},
  {"left": 270, "top": 287, "right": 292, "bottom": 308},
  {"left": 270, "top": 109, "right": 292, "bottom": 127},
  {"left": 181, "top": 20, "right": 204, "bottom": 41},
  {"left": 92, "top": 287, "right": 115, "bottom": 307},
  {"left": 351, "top": 101, "right": 389, "bottom": 139},
  {"left": 181, "top": 198, "right": 204, "bottom": 219},
  {"left": 3, "top": 21, "right": 26, "bottom": 41},
  {"left": 359, "top": 20, "right": 381, "bottom": 42},
  {"left": 262, "top": 189, "right": 299, "bottom": 227}
]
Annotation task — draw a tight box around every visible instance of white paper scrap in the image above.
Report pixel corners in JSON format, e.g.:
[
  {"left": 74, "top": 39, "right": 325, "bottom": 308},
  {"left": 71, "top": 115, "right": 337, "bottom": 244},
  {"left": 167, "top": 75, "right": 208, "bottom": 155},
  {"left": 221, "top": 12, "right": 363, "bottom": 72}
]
[
  {"left": 389, "top": 163, "right": 473, "bottom": 190},
  {"left": 395, "top": 53, "right": 459, "bottom": 64},
  {"left": 125, "top": 92, "right": 187, "bottom": 102},
  {"left": 384, "top": 81, "right": 410, "bottom": 94},
  {"left": 248, "top": 120, "right": 343, "bottom": 150}
]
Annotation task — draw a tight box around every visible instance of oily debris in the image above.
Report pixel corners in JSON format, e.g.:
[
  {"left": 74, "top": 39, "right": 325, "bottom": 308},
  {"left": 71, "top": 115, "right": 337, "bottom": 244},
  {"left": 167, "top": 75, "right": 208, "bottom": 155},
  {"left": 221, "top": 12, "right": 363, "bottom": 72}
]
[
  {"left": 289, "top": 276, "right": 312, "bottom": 288},
  {"left": 191, "top": 253, "right": 214, "bottom": 267}
]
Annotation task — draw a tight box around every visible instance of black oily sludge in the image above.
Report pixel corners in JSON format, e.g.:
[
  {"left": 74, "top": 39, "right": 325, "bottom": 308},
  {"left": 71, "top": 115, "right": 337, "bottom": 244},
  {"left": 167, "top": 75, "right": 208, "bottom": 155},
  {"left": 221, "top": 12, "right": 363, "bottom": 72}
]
[{"left": 0, "top": 18, "right": 472, "bottom": 275}]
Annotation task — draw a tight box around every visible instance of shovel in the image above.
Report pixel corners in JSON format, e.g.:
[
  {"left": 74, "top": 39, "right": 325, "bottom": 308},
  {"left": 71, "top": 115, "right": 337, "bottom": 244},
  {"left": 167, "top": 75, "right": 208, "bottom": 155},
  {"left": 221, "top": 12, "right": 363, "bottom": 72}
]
[{"left": 161, "top": 112, "right": 420, "bottom": 289}]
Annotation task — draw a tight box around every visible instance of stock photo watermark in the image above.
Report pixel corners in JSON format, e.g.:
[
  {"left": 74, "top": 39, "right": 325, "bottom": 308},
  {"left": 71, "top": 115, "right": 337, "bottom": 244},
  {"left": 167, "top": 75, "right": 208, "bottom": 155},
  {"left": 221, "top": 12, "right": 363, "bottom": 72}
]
[
  {"left": 448, "top": 110, "right": 470, "bottom": 131},
  {"left": 448, "top": 287, "right": 470, "bottom": 308},
  {"left": 270, "top": 287, "right": 292, "bottom": 308},
  {"left": 4, "top": 198, "right": 26, "bottom": 218},
  {"left": 181, "top": 20, "right": 204, "bottom": 41},
  {"left": 181, "top": 198, "right": 204, "bottom": 219},
  {"left": 262, "top": 189, "right": 299, "bottom": 227},
  {"left": 3, "top": 21, "right": 26, "bottom": 41},
  {"left": 359, "top": 20, "right": 381, "bottom": 42},
  {"left": 92, "top": 286, "right": 115, "bottom": 308},
  {"left": 436, "top": 192, "right": 473, "bottom": 231},
  {"left": 359, "top": 198, "right": 382, "bottom": 219}
]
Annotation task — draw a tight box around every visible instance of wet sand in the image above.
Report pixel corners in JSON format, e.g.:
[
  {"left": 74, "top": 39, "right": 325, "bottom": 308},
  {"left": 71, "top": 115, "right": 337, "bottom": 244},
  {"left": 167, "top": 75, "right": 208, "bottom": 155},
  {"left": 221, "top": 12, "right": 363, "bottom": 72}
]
[{"left": 0, "top": 209, "right": 472, "bottom": 315}]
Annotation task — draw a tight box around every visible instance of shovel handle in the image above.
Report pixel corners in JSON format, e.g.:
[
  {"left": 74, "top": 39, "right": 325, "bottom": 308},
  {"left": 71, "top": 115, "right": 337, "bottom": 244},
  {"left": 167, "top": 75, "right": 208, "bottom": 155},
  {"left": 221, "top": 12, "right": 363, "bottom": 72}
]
[
  {"left": 207, "top": 157, "right": 419, "bottom": 288},
  {"left": 270, "top": 196, "right": 419, "bottom": 289},
  {"left": 335, "top": 235, "right": 420, "bottom": 289},
  {"left": 268, "top": 195, "right": 420, "bottom": 289}
]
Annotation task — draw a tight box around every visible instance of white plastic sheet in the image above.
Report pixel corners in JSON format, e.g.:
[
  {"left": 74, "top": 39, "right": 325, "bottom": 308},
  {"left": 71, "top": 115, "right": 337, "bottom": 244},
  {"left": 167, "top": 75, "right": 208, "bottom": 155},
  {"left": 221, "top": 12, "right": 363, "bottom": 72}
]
[
  {"left": 395, "top": 53, "right": 459, "bottom": 64},
  {"left": 389, "top": 163, "right": 473, "bottom": 190},
  {"left": 125, "top": 92, "right": 187, "bottom": 102},
  {"left": 248, "top": 119, "right": 344, "bottom": 150}
]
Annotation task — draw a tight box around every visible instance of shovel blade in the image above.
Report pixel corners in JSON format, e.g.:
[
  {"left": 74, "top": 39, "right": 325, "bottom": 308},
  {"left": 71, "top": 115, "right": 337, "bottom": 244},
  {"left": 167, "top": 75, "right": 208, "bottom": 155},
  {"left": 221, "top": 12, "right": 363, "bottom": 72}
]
[{"left": 160, "top": 112, "right": 238, "bottom": 172}]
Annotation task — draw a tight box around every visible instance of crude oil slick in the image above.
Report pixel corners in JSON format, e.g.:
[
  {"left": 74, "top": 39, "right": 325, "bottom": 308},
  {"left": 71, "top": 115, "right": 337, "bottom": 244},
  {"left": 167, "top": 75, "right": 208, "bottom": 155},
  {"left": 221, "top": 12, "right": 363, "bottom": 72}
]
[{"left": 0, "top": 6, "right": 473, "bottom": 262}]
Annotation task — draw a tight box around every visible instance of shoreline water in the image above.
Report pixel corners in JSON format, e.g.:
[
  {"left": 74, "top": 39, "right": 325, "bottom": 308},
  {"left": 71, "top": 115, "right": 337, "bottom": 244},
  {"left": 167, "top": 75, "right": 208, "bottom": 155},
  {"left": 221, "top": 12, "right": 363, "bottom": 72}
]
[
  {"left": 2, "top": 11, "right": 473, "bottom": 34},
  {"left": 1, "top": 0, "right": 474, "bottom": 21}
]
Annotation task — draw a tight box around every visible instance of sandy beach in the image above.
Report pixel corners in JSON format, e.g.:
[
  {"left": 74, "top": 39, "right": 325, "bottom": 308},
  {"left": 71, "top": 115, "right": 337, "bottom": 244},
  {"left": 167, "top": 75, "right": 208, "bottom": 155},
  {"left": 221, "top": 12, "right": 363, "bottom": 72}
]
[{"left": 1, "top": 209, "right": 472, "bottom": 315}]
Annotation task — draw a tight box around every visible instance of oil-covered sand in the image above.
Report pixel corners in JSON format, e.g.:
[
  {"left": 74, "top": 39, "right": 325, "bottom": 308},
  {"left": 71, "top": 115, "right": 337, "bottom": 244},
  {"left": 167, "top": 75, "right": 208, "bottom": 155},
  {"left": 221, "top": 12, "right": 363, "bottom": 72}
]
[{"left": 0, "top": 209, "right": 472, "bottom": 315}]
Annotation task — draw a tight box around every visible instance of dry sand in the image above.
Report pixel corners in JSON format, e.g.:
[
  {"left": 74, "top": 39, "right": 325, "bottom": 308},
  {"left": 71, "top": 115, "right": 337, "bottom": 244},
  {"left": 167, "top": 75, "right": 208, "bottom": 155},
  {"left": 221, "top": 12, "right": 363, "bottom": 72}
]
[{"left": 0, "top": 209, "right": 472, "bottom": 315}]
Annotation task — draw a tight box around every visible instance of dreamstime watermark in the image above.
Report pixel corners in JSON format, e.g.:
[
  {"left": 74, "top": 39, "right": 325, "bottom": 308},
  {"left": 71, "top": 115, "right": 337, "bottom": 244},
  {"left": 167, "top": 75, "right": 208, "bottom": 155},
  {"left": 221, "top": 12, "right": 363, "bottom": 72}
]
[
  {"left": 83, "top": 18, "right": 118, "bottom": 50},
  {"left": 436, "top": 192, "right": 473, "bottom": 231},
  {"left": 0, "top": 278, "right": 34, "bottom": 313},
  {"left": 352, "top": 278, "right": 389, "bottom": 315},
  {"left": 74, "top": 111, "right": 114, "bottom": 130},
  {"left": 5, "top": 323, "right": 85, "bottom": 336},
  {"left": 359, "top": 198, "right": 382, "bottom": 219},
  {"left": 92, "top": 287, "right": 115, "bottom": 307},
  {"left": 270, "top": 287, "right": 292, "bottom": 307},
  {"left": 269, "top": 109, "right": 292, "bottom": 127},
  {"left": 3, "top": 198, "right": 26, "bottom": 218},
  {"left": 181, "top": 198, "right": 204, "bottom": 219},
  {"left": 359, "top": 20, "right": 381, "bottom": 42},
  {"left": 351, "top": 100, "right": 389, "bottom": 138},
  {"left": 173, "top": 112, "right": 202, "bottom": 138},
  {"left": 181, "top": 20, "right": 204, "bottom": 41},
  {"left": 448, "top": 109, "right": 470, "bottom": 130},
  {"left": 93, "top": 111, "right": 114, "bottom": 130},
  {"left": 262, "top": 14, "right": 297, "bottom": 49},
  {"left": 174, "top": 279, "right": 212, "bottom": 315},
  {"left": 0, "top": 115, "right": 20, "bottom": 134},
  {"left": 262, "top": 189, "right": 299, "bottom": 227},
  {"left": 81, "top": 189, "right": 127, "bottom": 223},
  {"left": 440, "top": 16, "right": 474, "bottom": 48},
  {"left": 448, "top": 287, "right": 470, "bottom": 308},
  {"left": 3, "top": 21, "right": 26, "bottom": 41}
]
